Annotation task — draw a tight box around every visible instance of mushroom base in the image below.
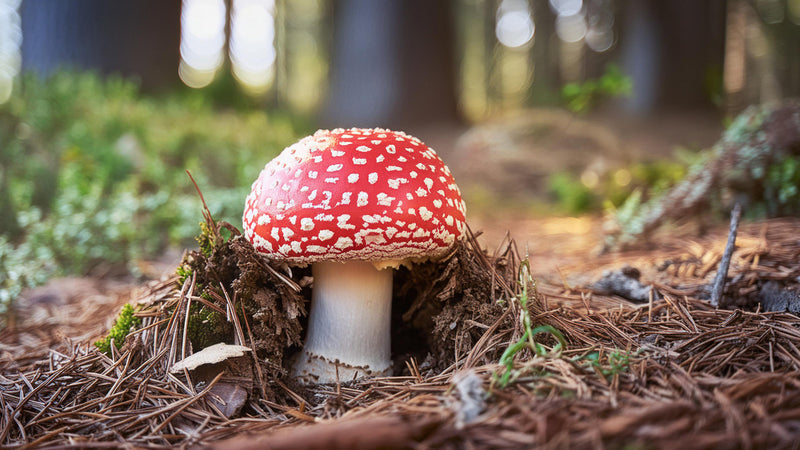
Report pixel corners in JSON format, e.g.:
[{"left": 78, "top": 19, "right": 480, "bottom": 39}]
[{"left": 292, "top": 260, "right": 393, "bottom": 384}]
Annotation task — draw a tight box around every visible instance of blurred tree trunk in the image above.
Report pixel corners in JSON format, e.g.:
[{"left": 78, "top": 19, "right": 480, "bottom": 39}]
[
  {"left": 20, "top": 0, "right": 182, "bottom": 91},
  {"left": 759, "top": 15, "right": 800, "bottom": 99},
  {"left": 483, "top": 0, "right": 498, "bottom": 114},
  {"left": 724, "top": 1, "right": 800, "bottom": 112},
  {"left": 528, "top": 0, "right": 561, "bottom": 105},
  {"left": 320, "top": 0, "right": 460, "bottom": 129},
  {"left": 618, "top": 0, "right": 726, "bottom": 114}
]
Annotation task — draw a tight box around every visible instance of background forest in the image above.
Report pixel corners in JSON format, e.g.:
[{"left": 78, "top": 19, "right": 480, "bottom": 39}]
[{"left": 0, "top": 0, "right": 799, "bottom": 315}]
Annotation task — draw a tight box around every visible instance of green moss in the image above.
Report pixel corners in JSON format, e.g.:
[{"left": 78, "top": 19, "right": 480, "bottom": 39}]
[
  {"left": 95, "top": 303, "right": 142, "bottom": 354},
  {"left": 196, "top": 221, "right": 215, "bottom": 258},
  {"left": 175, "top": 262, "right": 193, "bottom": 286},
  {"left": 605, "top": 103, "right": 800, "bottom": 250},
  {"left": 185, "top": 301, "right": 232, "bottom": 349}
]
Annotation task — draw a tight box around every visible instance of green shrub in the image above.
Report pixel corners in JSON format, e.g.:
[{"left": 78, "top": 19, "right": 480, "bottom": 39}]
[
  {"left": 562, "top": 64, "right": 632, "bottom": 114},
  {"left": 0, "top": 71, "right": 304, "bottom": 321},
  {"left": 545, "top": 155, "right": 696, "bottom": 216},
  {"left": 766, "top": 155, "right": 800, "bottom": 216},
  {"left": 547, "top": 171, "right": 594, "bottom": 214}
]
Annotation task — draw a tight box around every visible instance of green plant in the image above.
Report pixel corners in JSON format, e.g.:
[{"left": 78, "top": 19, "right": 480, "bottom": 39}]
[
  {"left": 547, "top": 171, "right": 595, "bottom": 214},
  {"left": 562, "top": 64, "right": 632, "bottom": 114},
  {"left": 493, "top": 261, "right": 567, "bottom": 388},
  {"left": 576, "top": 348, "right": 635, "bottom": 379},
  {"left": 546, "top": 153, "right": 695, "bottom": 216},
  {"left": 765, "top": 155, "right": 800, "bottom": 215},
  {"left": 0, "top": 71, "right": 305, "bottom": 319},
  {"left": 0, "top": 235, "right": 55, "bottom": 320},
  {"left": 94, "top": 303, "right": 142, "bottom": 354}
]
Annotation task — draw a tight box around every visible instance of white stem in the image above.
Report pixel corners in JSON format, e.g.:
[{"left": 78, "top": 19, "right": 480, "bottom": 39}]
[{"left": 292, "top": 260, "right": 393, "bottom": 383}]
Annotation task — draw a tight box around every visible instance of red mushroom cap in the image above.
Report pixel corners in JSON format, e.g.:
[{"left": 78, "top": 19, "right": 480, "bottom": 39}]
[{"left": 243, "top": 128, "right": 466, "bottom": 266}]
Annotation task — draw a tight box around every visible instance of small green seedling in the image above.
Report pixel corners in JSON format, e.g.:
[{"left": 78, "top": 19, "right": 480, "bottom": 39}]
[
  {"left": 494, "top": 260, "right": 567, "bottom": 388},
  {"left": 576, "top": 348, "right": 636, "bottom": 380}
]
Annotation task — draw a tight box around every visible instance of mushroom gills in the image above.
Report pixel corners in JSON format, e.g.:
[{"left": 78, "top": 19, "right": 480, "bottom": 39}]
[{"left": 293, "top": 260, "right": 393, "bottom": 383}]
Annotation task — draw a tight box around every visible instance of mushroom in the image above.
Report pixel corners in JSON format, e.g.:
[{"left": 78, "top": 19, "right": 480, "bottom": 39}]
[{"left": 242, "top": 128, "right": 466, "bottom": 383}]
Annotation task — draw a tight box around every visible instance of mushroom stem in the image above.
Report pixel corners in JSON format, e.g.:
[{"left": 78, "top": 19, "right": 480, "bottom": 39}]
[{"left": 293, "top": 260, "right": 393, "bottom": 383}]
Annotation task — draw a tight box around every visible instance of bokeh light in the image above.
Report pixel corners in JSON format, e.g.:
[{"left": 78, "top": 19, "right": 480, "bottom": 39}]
[
  {"left": 229, "top": 0, "right": 276, "bottom": 95},
  {"left": 585, "top": 5, "right": 614, "bottom": 52},
  {"left": 495, "top": 0, "right": 535, "bottom": 49},
  {"left": 0, "top": 0, "right": 21, "bottom": 104},
  {"left": 549, "top": 0, "right": 583, "bottom": 17},
  {"left": 179, "top": 0, "right": 226, "bottom": 88},
  {"left": 586, "top": 27, "right": 613, "bottom": 52},
  {"left": 556, "top": 12, "right": 587, "bottom": 43}
]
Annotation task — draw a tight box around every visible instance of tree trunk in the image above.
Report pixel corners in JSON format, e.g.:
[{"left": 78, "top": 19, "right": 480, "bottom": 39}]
[
  {"left": 528, "top": 0, "right": 560, "bottom": 106},
  {"left": 760, "top": 14, "right": 800, "bottom": 99},
  {"left": 618, "top": 0, "right": 726, "bottom": 114},
  {"left": 320, "top": 0, "right": 460, "bottom": 129},
  {"left": 20, "top": 0, "right": 182, "bottom": 92}
]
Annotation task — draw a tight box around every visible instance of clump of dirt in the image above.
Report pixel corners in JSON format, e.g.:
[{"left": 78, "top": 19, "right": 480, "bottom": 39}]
[
  {"left": 394, "top": 234, "right": 523, "bottom": 371},
  {"left": 176, "top": 216, "right": 307, "bottom": 381}
]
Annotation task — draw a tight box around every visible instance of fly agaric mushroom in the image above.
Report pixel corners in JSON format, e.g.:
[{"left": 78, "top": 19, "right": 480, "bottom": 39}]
[{"left": 243, "top": 128, "right": 466, "bottom": 384}]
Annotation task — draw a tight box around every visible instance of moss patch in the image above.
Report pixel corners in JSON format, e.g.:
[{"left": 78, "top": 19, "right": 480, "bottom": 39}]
[{"left": 94, "top": 303, "right": 141, "bottom": 354}]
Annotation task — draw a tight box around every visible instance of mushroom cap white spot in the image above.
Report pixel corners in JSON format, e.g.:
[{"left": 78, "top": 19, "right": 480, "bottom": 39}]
[
  {"left": 337, "top": 214, "right": 356, "bottom": 230},
  {"left": 418, "top": 206, "right": 433, "bottom": 221},
  {"left": 335, "top": 236, "right": 354, "bottom": 249},
  {"left": 357, "top": 192, "right": 369, "bottom": 206}
]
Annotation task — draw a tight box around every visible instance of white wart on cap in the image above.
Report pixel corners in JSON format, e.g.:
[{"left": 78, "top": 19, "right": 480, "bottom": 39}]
[{"left": 243, "top": 128, "right": 466, "bottom": 383}]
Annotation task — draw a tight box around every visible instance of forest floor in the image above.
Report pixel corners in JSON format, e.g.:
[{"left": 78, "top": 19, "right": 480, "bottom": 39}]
[
  {"left": 4, "top": 211, "right": 800, "bottom": 448},
  {"left": 8, "top": 110, "right": 799, "bottom": 448}
]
